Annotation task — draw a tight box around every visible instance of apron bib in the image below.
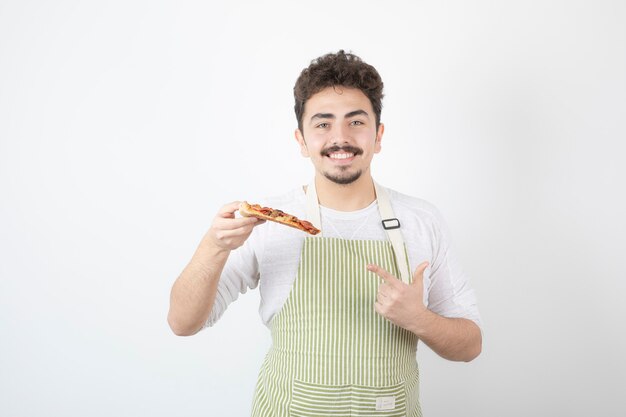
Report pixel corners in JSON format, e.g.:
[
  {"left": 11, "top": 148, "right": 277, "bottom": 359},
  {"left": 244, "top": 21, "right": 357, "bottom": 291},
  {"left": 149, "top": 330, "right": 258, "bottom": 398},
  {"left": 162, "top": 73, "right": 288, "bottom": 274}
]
[{"left": 251, "top": 183, "right": 422, "bottom": 417}]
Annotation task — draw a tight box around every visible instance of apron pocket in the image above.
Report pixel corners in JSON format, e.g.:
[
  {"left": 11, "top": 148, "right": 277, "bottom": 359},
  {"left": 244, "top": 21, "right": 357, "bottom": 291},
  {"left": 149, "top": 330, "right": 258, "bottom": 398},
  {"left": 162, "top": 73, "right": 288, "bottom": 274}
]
[{"left": 289, "top": 379, "right": 407, "bottom": 416}]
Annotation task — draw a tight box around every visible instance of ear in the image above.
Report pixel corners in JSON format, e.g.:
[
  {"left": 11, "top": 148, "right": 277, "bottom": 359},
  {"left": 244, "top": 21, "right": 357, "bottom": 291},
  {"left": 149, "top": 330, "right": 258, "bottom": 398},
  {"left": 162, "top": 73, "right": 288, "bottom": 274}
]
[
  {"left": 295, "top": 128, "right": 310, "bottom": 157},
  {"left": 374, "top": 123, "right": 384, "bottom": 153}
]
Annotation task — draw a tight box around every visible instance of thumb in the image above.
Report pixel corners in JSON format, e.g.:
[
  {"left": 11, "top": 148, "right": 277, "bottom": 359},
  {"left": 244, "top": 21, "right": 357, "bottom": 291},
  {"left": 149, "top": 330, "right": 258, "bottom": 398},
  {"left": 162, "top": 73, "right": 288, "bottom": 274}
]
[{"left": 411, "top": 261, "right": 429, "bottom": 286}]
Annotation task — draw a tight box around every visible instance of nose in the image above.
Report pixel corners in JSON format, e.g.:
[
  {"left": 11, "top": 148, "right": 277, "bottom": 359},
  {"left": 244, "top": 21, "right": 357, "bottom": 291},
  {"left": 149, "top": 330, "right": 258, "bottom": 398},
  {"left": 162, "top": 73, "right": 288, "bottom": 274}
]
[{"left": 330, "top": 123, "right": 351, "bottom": 145}]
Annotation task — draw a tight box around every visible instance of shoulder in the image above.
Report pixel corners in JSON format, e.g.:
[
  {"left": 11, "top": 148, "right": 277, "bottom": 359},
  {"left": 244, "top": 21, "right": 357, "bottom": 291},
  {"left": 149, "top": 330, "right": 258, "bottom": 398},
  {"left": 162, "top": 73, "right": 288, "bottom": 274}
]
[
  {"left": 381, "top": 185, "right": 453, "bottom": 255},
  {"left": 384, "top": 186, "right": 444, "bottom": 226}
]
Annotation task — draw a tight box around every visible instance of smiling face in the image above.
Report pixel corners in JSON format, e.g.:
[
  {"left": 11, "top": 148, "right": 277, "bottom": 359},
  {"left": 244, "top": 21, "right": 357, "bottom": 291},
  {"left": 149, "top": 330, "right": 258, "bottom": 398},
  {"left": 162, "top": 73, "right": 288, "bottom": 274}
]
[{"left": 295, "top": 86, "right": 384, "bottom": 186}]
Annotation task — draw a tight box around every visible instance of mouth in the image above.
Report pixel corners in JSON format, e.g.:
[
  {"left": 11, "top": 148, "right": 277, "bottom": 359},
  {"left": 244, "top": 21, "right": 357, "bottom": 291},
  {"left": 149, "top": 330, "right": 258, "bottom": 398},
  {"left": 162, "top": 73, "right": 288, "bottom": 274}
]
[{"left": 322, "top": 146, "right": 362, "bottom": 162}]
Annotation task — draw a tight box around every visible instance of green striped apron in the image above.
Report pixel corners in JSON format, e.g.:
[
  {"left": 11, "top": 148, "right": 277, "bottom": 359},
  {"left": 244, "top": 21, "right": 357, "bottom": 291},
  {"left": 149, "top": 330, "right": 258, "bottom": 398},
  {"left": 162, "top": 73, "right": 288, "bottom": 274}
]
[{"left": 251, "top": 182, "right": 421, "bottom": 417}]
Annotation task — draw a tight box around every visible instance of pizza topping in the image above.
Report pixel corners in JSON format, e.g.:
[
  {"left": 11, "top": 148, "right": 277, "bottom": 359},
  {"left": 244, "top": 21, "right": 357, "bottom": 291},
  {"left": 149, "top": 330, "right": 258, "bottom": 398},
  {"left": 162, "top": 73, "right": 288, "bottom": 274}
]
[
  {"left": 240, "top": 201, "right": 320, "bottom": 235},
  {"left": 299, "top": 220, "right": 320, "bottom": 234}
]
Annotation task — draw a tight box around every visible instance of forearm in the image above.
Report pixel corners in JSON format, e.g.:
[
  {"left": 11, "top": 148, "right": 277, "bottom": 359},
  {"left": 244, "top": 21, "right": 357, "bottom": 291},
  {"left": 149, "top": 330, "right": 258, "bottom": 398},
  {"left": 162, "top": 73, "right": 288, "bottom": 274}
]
[
  {"left": 167, "top": 239, "right": 230, "bottom": 336},
  {"left": 410, "top": 312, "right": 482, "bottom": 362}
]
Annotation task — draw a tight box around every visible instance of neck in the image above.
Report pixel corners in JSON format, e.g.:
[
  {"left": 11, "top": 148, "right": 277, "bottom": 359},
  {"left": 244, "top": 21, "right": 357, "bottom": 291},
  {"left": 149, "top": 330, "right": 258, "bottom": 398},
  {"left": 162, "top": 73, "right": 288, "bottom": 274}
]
[{"left": 314, "top": 173, "right": 376, "bottom": 211}]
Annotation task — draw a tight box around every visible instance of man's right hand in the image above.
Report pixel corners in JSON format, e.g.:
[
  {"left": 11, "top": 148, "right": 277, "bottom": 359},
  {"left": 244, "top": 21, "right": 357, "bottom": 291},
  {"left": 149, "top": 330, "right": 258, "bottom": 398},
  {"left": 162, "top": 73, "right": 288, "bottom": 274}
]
[
  {"left": 204, "top": 201, "right": 265, "bottom": 252},
  {"left": 168, "top": 201, "right": 265, "bottom": 336}
]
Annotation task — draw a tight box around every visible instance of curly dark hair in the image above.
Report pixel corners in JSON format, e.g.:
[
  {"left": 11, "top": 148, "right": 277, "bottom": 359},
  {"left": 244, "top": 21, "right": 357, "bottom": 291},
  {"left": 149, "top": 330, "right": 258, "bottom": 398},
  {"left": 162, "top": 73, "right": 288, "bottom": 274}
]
[{"left": 293, "top": 50, "right": 384, "bottom": 131}]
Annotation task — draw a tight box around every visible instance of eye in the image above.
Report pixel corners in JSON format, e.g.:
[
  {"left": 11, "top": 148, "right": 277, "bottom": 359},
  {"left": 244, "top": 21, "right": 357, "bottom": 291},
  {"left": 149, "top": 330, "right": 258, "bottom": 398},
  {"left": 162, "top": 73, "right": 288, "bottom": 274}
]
[
  {"left": 350, "top": 120, "right": 364, "bottom": 126},
  {"left": 316, "top": 122, "right": 330, "bottom": 128}
]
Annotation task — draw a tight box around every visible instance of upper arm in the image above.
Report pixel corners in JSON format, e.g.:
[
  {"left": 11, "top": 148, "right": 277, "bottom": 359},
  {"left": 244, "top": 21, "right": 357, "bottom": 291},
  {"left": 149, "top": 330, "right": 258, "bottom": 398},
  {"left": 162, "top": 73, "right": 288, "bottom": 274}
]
[{"left": 425, "top": 211, "right": 482, "bottom": 329}]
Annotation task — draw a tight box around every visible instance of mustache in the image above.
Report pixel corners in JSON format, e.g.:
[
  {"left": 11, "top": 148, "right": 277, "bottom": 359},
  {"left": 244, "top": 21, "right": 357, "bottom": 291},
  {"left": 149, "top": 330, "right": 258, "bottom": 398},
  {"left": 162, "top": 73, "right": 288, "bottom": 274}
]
[{"left": 321, "top": 145, "right": 364, "bottom": 157}]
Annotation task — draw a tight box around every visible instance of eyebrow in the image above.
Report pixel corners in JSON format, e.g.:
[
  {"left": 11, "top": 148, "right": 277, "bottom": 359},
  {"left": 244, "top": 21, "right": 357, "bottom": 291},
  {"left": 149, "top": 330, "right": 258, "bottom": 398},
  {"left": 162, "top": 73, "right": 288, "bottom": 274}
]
[
  {"left": 345, "top": 109, "right": 369, "bottom": 119},
  {"left": 309, "top": 109, "right": 370, "bottom": 122}
]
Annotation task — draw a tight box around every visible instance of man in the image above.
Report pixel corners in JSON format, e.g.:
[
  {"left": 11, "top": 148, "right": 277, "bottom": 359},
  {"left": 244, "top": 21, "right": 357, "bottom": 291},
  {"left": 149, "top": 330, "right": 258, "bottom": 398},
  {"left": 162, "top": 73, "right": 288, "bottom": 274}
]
[{"left": 168, "top": 50, "right": 482, "bottom": 416}]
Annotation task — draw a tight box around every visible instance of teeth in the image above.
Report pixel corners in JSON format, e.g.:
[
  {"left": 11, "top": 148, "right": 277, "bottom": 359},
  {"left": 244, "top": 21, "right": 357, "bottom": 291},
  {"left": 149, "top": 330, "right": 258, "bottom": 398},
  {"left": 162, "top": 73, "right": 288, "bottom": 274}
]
[{"left": 329, "top": 153, "right": 354, "bottom": 160}]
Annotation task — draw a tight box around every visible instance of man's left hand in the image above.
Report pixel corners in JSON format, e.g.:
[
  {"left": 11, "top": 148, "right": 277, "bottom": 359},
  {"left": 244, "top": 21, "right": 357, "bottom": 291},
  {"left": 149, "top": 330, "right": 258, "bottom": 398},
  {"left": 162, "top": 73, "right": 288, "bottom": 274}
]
[{"left": 367, "top": 261, "right": 430, "bottom": 334}]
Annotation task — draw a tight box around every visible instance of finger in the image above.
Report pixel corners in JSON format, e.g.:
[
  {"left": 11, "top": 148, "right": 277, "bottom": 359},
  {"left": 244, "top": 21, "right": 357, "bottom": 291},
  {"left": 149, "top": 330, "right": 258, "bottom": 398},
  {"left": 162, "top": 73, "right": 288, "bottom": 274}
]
[
  {"left": 213, "top": 223, "right": 257, "bottom": 242},
  {"left": 377, "top": 289, "right": 388, "bottom": 303},
  {"left": 374, "top": 300, "right": 386, "bottom": 317},
  {"left": 411, "top": 261, "right": 429, "bottom": 286},
  {"left": 377, "top": 282, "right": 393, "bottom": 299},
  {"left": 367, "top": 264, "right": 401, "bottom": 287},
  {"left": 218, "top": 201, "right": 244, "bottom": 218},
  {"left": 215, "top": 215, "right": 261, "bottom": 230}
]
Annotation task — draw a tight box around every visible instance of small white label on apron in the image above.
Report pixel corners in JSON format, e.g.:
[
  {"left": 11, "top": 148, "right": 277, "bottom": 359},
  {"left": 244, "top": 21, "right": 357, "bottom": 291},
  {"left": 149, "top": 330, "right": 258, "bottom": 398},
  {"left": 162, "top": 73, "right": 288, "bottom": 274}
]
[{"left": 375, "top": 396, "right": 396, "bottom": 411}]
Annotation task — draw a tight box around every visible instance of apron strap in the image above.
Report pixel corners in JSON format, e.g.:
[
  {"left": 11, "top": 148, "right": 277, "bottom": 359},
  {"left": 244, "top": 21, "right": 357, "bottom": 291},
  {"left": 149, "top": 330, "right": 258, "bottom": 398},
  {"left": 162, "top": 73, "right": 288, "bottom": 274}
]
[
  {"left": 305, "top": 181, "right": 323, "bottom": 232},
  {"left": 373, "top": 182, "right": 411, "bottom": 284},
  {"left": 304, "top": 180, "right": 411, "bottom": 283}
]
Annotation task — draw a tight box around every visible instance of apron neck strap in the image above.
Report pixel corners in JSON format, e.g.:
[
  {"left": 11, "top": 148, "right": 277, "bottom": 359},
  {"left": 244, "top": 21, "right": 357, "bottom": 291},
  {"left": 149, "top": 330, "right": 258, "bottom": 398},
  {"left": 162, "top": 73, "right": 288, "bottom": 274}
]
[
  {"left": 304, "top": 180, "right": 411, "bottom": 283},
  {"left": 305, "top": 180, "right": 322, "bottom": 232}
]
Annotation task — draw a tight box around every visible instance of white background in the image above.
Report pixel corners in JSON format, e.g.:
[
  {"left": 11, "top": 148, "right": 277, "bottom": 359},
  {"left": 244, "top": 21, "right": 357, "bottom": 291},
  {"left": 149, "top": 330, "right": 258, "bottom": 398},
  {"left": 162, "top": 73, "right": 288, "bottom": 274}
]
[{"left": 1, "top": 1, "right": 625, "bottom": 416}]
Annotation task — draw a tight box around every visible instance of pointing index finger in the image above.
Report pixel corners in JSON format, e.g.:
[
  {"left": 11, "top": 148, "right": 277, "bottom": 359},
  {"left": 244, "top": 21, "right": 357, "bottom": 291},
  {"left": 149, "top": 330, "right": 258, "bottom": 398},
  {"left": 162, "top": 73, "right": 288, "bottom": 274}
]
[{"left": 367, "top": 264, "right": 401, "bottom": 286}]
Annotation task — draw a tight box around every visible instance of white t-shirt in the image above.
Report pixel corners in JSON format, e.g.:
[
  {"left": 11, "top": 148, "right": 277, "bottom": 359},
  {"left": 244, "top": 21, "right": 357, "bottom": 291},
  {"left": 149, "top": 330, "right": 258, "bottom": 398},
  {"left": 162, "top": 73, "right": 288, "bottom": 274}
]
[{"left": 204, "top": 186, "right": 481, "bottom": 329}]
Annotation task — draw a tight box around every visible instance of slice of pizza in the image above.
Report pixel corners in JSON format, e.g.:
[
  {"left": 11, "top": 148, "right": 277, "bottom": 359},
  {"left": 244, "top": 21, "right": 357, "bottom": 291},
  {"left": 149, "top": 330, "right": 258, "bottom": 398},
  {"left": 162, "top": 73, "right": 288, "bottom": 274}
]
[{"left": 239, "top": 201, "right": 321, "bottom": 235}]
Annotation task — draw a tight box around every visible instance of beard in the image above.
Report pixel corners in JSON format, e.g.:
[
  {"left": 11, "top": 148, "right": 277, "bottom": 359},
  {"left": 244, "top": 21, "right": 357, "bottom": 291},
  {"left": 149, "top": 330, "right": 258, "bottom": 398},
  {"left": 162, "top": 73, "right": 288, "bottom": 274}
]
[
  {"left": 320, "top": 145, "right": 364, "bottom": 185},
  {"left": 323, "top": 168, "right": 363, "bottom": 185}
]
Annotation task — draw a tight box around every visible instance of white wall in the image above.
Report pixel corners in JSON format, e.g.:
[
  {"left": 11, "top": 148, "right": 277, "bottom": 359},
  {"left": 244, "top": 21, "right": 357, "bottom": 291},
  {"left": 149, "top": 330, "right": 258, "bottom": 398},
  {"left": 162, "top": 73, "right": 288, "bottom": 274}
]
[{"left": 1, "top": 1, "right": 625, "bottom": 416}]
